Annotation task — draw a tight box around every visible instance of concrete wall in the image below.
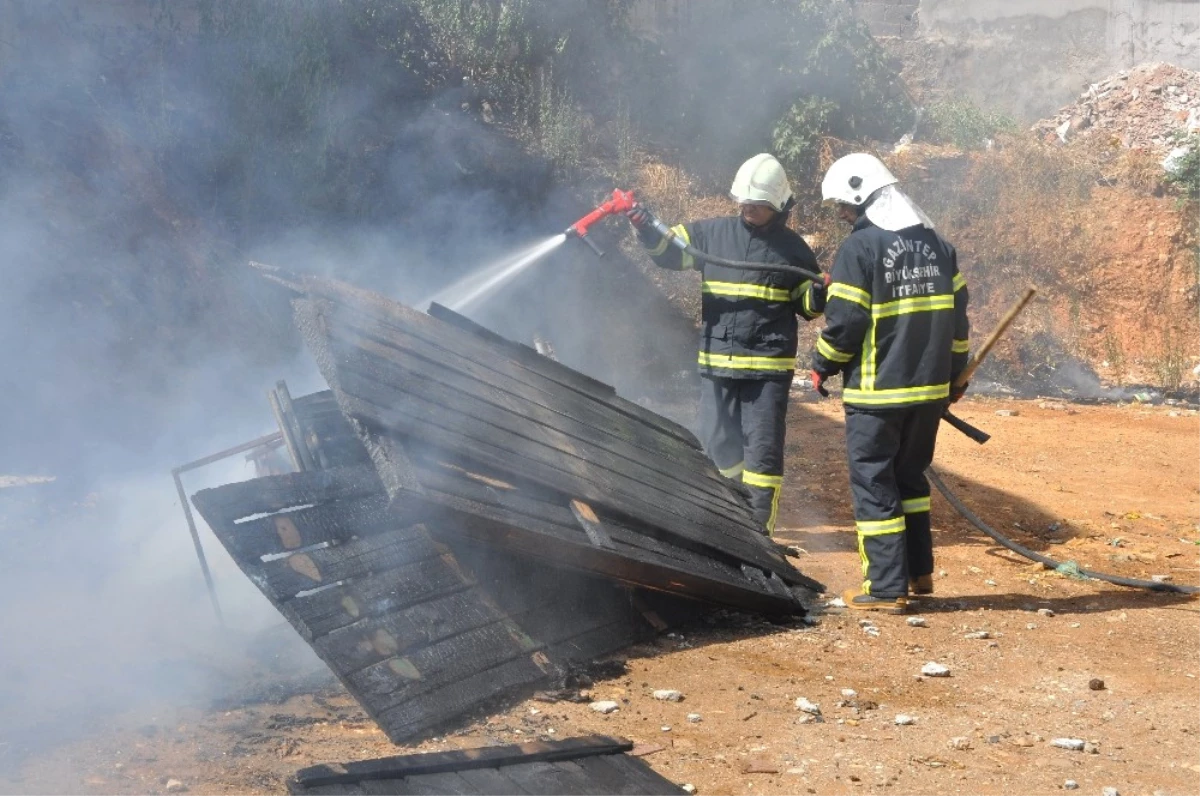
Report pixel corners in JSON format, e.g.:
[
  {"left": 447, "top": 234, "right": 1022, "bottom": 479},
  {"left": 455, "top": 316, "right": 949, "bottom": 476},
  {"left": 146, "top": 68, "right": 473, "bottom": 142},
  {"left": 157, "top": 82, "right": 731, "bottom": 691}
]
[
  {"left": 922, "top": 0, "right": 1199, "bottom": 70},
  {"left": 895, "top": 0, "right": 1199, "bottom": 119}
]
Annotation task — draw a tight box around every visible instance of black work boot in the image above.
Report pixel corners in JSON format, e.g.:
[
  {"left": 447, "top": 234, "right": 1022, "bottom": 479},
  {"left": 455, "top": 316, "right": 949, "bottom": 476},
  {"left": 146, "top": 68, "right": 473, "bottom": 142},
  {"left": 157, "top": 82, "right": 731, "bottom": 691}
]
[{"left": 842, "top": 588, "right": 908, "bottom": 614}]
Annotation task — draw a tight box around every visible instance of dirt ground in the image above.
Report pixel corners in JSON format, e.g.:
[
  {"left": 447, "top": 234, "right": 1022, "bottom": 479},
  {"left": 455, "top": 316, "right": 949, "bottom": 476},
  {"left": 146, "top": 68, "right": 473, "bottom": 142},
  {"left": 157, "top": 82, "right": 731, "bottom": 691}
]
[{"left": 2, "top": 396, "right": 1197, "bottom": 796}]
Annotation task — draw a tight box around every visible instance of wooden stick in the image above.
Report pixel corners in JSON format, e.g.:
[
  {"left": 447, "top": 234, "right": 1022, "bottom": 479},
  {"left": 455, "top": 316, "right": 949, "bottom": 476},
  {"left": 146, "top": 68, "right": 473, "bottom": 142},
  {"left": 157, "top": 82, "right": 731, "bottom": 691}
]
[{"left": 955, "top": 286, "right": 1037, "bottom": 388}]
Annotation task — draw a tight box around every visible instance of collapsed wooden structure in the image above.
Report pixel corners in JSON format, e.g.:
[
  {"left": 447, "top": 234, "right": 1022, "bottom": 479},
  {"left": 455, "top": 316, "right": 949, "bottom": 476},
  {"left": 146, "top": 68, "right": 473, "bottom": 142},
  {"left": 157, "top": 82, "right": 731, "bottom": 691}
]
[
  {"left": 191, "top": 267, "right": 823, "bottom": 744},
  {"left": 288, "top": 735, "right": 685, "bottom": 795}
]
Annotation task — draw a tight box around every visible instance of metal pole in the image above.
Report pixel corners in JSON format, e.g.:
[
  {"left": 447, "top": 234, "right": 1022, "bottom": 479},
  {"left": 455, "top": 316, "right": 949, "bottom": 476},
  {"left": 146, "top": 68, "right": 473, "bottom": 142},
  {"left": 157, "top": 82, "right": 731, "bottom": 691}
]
[
  {"left": 171, "top": 430, "right": 284, "bottom": 625},
  {"left": 173, "top": 468, "right": 224, "bottom": 625},
  {"left": 268, "top": 389, "right": 307, "bottom": 472},
  {"left": 275, "top": 380, "right": 317, "bottom": 472}
]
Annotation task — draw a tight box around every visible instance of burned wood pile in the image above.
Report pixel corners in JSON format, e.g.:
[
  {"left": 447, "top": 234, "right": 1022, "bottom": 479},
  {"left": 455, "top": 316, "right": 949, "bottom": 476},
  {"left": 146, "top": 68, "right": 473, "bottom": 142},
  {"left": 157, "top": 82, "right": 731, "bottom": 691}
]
[
  {"left": 288, "top": 735, "right": 685, "bottom": 795},
  {"left": 190, "top": 267, "right": 824, "bottom": 744}
]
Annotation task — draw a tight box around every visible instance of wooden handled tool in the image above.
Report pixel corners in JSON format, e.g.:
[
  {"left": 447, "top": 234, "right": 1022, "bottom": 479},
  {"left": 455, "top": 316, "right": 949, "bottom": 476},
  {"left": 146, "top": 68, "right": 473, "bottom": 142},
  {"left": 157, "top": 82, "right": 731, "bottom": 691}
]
[{"left": 944, "top": 286, "right": 1038, "bottom": 444}]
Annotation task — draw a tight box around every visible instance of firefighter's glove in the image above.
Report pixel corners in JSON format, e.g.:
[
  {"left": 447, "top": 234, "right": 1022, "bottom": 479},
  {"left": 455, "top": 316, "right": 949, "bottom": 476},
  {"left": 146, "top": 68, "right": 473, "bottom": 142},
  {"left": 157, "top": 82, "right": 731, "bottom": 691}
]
[
  {"left": 811, "top": 370, "right": 830, "bottom": 398},
  {"left": 949, "top": 380, "right": 969, "bottom": 403},
  {"left": 625, "top": 203, "right": 654, "bottom": 229},
  {"left": 807, "top": 273, "right": 830, "bottom": 315}
]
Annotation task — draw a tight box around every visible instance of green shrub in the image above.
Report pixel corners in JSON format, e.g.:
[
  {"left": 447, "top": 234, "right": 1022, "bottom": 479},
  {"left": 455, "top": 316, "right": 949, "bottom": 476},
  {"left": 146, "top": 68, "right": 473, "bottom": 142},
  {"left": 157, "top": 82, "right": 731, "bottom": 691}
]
[
  {"left": 772, "top": 97, "right": 838, "bottom": 182},
  {"left": 536, "top": 74, "right": 587, "bottom": 174},
  {"left": 922, "top": 99, "right": 1018, "bottom": 150},
  {"left": 1165, "top": 132, "right": 1200, "bottom": 201}
]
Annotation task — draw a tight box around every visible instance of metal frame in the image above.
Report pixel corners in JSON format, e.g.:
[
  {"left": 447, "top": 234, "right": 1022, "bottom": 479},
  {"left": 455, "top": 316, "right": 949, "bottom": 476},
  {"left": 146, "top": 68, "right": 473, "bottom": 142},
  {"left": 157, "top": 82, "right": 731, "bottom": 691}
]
[{"left": 172, "top": 431, "right": 284, "bottom": 624}]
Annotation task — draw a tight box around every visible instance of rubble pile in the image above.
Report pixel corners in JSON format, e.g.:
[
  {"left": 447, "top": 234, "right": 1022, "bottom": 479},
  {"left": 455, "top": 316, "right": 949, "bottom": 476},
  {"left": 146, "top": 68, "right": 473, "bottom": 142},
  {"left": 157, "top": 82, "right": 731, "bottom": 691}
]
[{"left": 1032, "top": 63, "right": 1199, "bottom": 155}]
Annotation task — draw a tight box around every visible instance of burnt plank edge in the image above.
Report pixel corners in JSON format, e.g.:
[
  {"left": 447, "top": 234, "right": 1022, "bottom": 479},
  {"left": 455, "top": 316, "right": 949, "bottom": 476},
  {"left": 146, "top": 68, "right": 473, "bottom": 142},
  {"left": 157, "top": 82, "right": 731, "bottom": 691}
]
[{"left": 292, "top": 736, "right": 632, "bottom": 788}]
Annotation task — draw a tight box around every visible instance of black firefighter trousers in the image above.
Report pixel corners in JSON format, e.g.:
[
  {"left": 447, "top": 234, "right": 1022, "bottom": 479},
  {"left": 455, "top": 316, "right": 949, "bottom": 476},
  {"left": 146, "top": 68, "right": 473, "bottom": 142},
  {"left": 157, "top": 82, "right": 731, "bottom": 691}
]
[
  {"left": 844, "top": 402, "right": 944, "bottom": 599},
  {"left": 699, "top": 375, "right": 790, "bottom": 535}
]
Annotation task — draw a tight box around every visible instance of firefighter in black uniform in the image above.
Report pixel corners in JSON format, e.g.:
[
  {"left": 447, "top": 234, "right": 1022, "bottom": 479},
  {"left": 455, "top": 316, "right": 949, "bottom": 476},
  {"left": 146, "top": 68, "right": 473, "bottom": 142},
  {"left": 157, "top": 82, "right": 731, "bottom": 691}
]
[
  {"left": 625, "top": 154, "right": 826, "bottom": 536},
  {"left": 811, "top": 153, "right": 970, "bottom": 613}
]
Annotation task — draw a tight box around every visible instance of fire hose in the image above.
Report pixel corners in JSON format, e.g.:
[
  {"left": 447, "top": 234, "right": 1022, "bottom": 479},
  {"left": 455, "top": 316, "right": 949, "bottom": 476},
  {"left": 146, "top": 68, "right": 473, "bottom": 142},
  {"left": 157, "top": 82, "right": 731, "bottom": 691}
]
[
  {"left": 933, "top": 291, "right": 1194, "bottom": 595},
  {"left": 928, "top": 468, "right": 1199, "bottom": 595}
]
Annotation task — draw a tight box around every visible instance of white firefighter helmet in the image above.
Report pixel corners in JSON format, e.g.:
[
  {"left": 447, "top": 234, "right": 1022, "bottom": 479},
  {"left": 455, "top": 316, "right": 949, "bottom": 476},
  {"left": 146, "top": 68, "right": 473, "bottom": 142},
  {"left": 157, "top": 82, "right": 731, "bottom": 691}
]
[
  {"left": 730, "top": 153, "right": 793, "bottom": 212},
  {"left": 820, "top": 152, "right": 898, "bottom": 206}
]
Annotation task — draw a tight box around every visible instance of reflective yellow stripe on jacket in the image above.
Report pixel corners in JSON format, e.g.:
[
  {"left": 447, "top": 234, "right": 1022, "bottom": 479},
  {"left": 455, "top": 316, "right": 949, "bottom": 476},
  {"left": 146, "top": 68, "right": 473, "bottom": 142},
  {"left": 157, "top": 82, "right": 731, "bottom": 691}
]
[
  {"left": 843, "top": 383, "right": 951, "bottom": 406},
  {"left": 829, "top": 282, "right": 870, "bottom": 308},
  {"left": 817, "top": 337, "right": 855, "bottom": 364},
  {"left": 872, "top": 294, "right": 955, "bottom": 319},
  {"left": 698, "top": 351, "right": 795, "bottom": 371},
  {"left": 648, "top": 224, "right": 695, "bottom": 269},
  {"left": 702, "top": 281, "right": 792, "bottom": 302}
]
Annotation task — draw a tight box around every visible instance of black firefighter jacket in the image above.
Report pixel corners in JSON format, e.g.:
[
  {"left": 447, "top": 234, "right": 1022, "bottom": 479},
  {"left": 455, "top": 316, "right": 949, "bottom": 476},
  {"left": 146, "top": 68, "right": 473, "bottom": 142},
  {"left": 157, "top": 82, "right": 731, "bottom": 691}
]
[
  {"left": 640, "top": 214, "right": 823, "bottom": 380},
  {"left": 812, "top": 215, "right": 970, "bottom": 408}
]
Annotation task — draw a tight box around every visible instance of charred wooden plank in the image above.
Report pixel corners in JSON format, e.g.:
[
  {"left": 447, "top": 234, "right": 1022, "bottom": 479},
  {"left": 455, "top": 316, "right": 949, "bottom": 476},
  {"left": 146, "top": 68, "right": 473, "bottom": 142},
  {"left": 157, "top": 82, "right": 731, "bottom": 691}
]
[
  {"left": 314, "top": 589, "right": 505, "bottom": 673},
  {"left": 221, "top": 494, "right": 393, "bottom": 561},
  {"left": 452, "top": 766, "right": 534, "bottom": 795},
  {"left": 337, "top": 310, "right": 725, "bottom": 493},
  {"left": 344, "top": 618, "right": 542, "bottom": 714},
  {"left": 573, "top": 753, "right": 687, "bottom": 794},
  {"left": 330, "top": 325, "right": 751, "bottom": 526},
  {"left": 380, "top": 772, "right": 477, "bottom": 795},
  {"left": 291, "top": 736, "right": 632, "bottom": 788},
  {"left": 280, "top": 555, "right": 475, "bottom": 640},
  {"left": 256, "top": 527, "right": 444, "bottom": 601},
  {"left": 569, "top": 500, "right": 614, "bottom": 550},
  {"left": 426, "top": 302, "right": 697, "bottom": 449},
  {"left": 331, "top": 372, "right": 787, "bottom": 578},
  {"left": 419, "top": 463, "right": 781, "bottom": 589},
  {"left": 191, "top": 466, "right": 383, "bottom": 526},
  {"left": 433, "top": 507, "right": 803, "bottom": 615},
  {"left": 372, "top": 653, "right": 556, "bottom": 747}
]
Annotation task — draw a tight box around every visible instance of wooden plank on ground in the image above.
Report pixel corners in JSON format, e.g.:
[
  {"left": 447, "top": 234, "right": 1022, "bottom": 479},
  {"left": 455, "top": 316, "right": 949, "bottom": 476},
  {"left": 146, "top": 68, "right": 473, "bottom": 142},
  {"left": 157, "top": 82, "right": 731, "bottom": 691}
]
[
  {"left": 452, "top": 766, "right": 533, "bottom": 795},
  {"left": 573, "top": 753, "right": 686, "bottom": 795},
  {"left": 291, "top": 736, "right": 632, "bottom": 788}
]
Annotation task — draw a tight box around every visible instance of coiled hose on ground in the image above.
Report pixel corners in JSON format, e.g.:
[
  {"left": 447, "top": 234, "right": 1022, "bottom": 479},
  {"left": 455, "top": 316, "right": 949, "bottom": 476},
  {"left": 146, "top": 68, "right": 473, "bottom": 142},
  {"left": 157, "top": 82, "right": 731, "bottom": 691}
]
[{"left": 927, "top": 467, "right": 1198, "bottom": 596}]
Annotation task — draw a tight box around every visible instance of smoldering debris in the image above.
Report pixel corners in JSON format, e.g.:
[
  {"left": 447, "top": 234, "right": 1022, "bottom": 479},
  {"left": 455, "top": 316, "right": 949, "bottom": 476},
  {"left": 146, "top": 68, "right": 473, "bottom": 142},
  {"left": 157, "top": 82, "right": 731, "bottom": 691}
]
[{"left": 187, "top": 270, "right": 824, "bottom": 743}]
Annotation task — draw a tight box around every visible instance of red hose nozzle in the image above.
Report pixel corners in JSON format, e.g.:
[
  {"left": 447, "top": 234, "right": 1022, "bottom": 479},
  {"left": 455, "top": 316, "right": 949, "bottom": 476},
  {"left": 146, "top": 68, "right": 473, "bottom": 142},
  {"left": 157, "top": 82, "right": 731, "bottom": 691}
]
[{"left": 565, "top": 189, "right": 637, "bottom": 248}]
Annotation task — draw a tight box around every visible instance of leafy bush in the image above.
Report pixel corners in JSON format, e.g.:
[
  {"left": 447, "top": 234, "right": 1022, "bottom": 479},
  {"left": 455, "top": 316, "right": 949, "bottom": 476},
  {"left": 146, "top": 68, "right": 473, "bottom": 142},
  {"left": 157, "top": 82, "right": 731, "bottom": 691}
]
[
  {"left": 1164, "top": 132, "right": 1200, "bottom": 201},
  {"left": 921, "top": 98, "right": 1019, "bottom": 150},
  {"left": 772, "top": 97, "right": 838, "bottom": 182},
  {"left": 536, "top": 74, "right": 587, "bottom": 173}
]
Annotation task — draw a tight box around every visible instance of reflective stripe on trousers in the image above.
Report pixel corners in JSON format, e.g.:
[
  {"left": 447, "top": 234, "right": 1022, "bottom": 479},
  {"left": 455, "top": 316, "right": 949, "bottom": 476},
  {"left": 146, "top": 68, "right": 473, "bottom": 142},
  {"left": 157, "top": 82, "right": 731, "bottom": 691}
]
[
  {"left": 844, "top": 402, "right": 944, "bottom": 597},
  {"left": 698, "top": 376, "right": 791, "bottom": 535}
]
